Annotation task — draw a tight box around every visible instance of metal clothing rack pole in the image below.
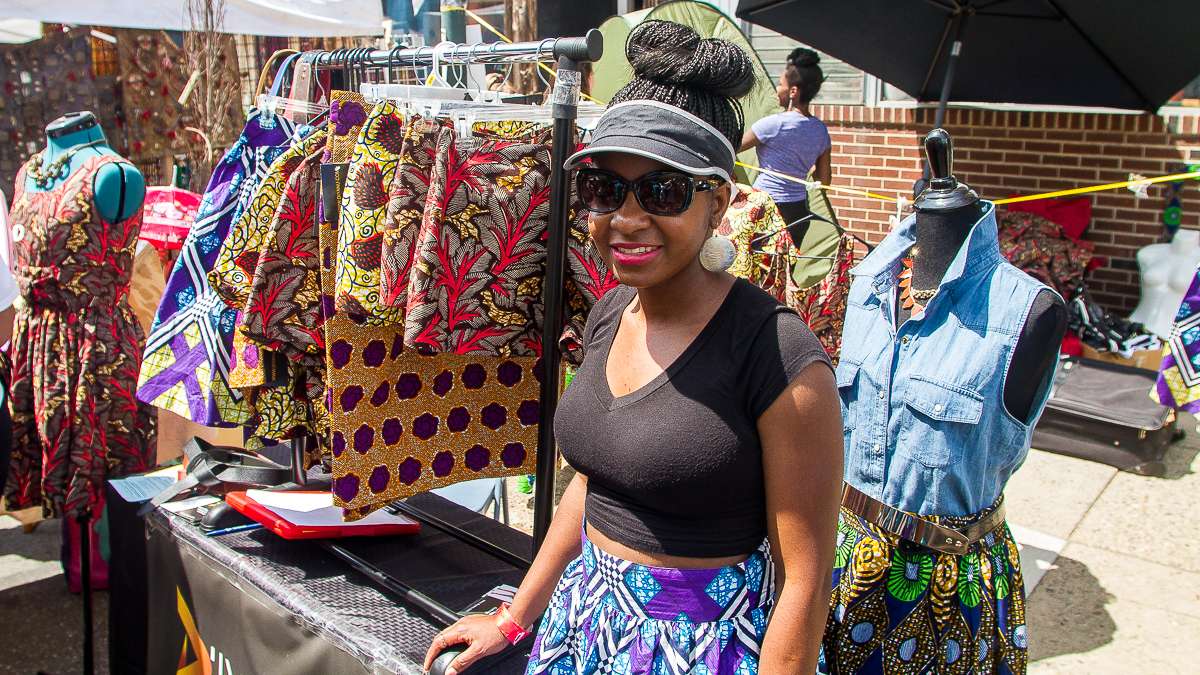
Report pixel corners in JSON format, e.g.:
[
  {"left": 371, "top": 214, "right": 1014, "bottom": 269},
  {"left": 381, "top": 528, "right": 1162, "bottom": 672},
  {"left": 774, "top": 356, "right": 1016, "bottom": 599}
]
[
  {"left": 310, "top": 34, "right": 601, "bottom": 70},
  {"left": 533, "top": 52, "right": 587, "bottom": 552}
]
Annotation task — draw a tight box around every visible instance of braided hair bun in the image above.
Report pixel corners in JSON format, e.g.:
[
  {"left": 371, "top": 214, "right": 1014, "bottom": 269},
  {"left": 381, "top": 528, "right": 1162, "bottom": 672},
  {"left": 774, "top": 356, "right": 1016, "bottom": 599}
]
[
  {"left": 788, "top": 47, "right": 820, "bottom": 68},
  {"left": 610, "top": 20, "right": 756, "bottom": 147},
  {"left": 783, "top": 47, "right": 824, "bottom": 104}
]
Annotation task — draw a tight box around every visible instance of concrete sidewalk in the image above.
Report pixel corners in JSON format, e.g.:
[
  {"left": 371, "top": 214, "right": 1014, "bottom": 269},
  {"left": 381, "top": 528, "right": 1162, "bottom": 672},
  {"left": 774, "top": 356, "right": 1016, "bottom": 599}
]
[
  {"left": 1006, "top": 419, "right": 1200, "bottom": 673},
  {"left": 0, "top": 516, "right": 110, "bottom": 675}
]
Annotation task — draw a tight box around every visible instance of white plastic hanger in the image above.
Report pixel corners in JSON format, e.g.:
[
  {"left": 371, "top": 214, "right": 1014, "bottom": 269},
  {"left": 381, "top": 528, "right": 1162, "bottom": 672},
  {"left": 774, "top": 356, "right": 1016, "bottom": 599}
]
[
  {"left": 426, "top": 41, "right": 456, "bottom": 88},
  {"left": 257, "top": 93, "right": 329, "bottom": 121}
]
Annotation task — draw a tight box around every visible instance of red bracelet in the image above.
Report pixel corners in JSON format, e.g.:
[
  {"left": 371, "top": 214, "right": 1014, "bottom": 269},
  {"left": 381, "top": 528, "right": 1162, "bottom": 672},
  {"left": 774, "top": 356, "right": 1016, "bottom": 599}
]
[{"left": 493, "top": 603, "right": 531, "bottom": 645}]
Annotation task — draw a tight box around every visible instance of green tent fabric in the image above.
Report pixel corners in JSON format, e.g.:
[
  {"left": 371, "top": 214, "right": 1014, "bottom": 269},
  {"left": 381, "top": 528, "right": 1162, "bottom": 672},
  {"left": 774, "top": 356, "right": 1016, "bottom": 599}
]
[{"left": 594, "top": 1, "right": 781, "bottom": 184}]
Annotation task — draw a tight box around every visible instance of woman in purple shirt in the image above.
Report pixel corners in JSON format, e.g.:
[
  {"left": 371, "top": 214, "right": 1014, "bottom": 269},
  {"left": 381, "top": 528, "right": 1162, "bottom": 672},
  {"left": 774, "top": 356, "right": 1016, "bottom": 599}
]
[{"left": 741, "top": 48, "right": 832, "bottom": 243}]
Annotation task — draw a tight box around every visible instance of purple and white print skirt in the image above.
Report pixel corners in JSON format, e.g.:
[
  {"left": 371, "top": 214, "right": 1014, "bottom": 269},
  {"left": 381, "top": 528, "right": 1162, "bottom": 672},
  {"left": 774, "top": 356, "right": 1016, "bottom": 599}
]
[{"left": 526, "top": 530, "right": 775, "bottom": 674}]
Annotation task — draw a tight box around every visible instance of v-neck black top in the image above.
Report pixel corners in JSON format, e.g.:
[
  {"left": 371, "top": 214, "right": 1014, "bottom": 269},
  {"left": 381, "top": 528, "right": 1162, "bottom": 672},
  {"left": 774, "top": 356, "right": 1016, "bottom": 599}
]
[{"left": 556, "top": 279, "right": 831, "bottom": 557}]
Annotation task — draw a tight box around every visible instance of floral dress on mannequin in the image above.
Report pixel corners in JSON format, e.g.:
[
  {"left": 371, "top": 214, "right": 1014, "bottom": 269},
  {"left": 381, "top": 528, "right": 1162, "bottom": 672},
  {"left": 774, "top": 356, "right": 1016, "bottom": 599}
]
[{"left": 5, "top": 154, "right": 156, "bottom": 519}]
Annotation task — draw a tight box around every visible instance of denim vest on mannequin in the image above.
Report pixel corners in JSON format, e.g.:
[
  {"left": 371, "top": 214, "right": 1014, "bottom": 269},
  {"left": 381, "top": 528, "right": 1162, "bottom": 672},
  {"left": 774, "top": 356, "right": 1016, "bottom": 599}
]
[{"left": 836, "top": 202, "right": 1059, "bottom": 516}]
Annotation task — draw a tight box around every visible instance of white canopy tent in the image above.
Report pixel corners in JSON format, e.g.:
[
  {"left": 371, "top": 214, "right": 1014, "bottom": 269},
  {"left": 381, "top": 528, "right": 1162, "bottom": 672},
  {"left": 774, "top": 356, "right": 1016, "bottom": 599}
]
[
  {"left": 0, "top": 19, "right": 41, "bottom": 44},
  {"left": 2, "top": 0, "right": 385, "bottom": 37}
]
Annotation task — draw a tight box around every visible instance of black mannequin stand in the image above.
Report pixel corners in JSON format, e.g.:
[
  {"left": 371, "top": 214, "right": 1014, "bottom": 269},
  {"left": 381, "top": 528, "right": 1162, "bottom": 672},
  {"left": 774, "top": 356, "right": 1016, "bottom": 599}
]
[
  {"left": 906, "top": 129, "right": 1067, "bottom": 422},
  {"left": 79, "top": 513, "right": 94, "bottom": 675}
]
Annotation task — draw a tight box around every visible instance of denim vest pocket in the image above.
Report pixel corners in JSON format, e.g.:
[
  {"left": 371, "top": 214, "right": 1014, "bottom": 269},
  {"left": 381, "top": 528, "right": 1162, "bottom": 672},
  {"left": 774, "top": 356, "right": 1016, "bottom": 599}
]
[
  {"left": 835, "top": 359, "right": 861, "bottom": 437},
  {"left": 900, "top": 375, "right": 984, "bottom": 467}
]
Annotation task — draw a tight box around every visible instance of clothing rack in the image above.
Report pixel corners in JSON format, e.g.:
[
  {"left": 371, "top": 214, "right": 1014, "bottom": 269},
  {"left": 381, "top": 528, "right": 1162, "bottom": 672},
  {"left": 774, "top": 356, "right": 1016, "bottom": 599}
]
[{"left": 280, "top": 32, "right": 602, "bottom": 638}]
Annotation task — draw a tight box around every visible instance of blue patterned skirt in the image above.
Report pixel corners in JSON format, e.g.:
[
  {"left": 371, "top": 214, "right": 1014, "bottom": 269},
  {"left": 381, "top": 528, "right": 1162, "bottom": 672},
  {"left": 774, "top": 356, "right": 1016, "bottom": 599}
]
[
  {"left": 526, "top": 530, "right": 775, "bottom": 674},
  {"left": 820, "top": 502, "right": 1027, "bottom": 674}
]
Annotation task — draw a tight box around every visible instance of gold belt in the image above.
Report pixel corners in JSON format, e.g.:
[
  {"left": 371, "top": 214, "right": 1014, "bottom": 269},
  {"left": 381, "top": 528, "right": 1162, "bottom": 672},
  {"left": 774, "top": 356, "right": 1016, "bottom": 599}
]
[{"left": 840, "top": 483, "right": 1006, "bottom": 555}]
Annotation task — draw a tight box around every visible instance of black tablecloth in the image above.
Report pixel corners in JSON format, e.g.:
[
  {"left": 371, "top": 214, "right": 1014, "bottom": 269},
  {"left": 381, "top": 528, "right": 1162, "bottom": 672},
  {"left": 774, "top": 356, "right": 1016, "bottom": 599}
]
[{"left": 131, "top": 492, "right": 532, "bottom": 674}]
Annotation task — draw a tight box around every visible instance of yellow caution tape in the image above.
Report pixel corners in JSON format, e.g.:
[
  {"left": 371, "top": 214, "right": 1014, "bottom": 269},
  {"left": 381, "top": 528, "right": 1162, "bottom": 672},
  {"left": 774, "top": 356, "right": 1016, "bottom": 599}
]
[{"left": 993, "top": 170, "right": 1200, "bottom": 205}]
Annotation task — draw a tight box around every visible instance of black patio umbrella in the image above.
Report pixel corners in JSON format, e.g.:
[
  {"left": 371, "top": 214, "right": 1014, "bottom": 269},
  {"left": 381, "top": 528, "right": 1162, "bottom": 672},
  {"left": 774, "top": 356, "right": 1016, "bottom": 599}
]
[{"left": 737, "top": 0, "right": 1200, "bottom": 122}]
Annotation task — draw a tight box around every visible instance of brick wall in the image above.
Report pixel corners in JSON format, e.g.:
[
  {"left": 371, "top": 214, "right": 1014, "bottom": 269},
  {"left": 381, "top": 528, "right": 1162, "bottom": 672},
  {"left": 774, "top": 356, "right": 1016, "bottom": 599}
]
[{"left": 810, "top": 104, "right": 1200, "bottom": 313}]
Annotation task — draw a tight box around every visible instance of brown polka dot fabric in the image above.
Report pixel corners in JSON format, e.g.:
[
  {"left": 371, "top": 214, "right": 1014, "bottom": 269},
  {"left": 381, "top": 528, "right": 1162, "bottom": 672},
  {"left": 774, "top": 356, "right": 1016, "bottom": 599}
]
[{"left": 327, "top": 345, "right": 539, "bottom": 515}]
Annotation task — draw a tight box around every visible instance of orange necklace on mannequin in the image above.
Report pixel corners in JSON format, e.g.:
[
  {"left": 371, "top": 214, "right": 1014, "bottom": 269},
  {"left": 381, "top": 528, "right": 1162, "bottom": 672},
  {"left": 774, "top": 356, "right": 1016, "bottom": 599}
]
[{"left": 899, "top": 248, "right": 938, "bottom": 313}]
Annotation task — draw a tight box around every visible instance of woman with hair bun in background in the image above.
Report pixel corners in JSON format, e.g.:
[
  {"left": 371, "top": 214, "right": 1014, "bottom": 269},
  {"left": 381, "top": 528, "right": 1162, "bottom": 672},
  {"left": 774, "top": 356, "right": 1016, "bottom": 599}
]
[
  {"left": 423, "top": 19, "right": 841, "bottom": 675},
  {"left": 741, "top": 47, "right": 832, "bottom": 244}
]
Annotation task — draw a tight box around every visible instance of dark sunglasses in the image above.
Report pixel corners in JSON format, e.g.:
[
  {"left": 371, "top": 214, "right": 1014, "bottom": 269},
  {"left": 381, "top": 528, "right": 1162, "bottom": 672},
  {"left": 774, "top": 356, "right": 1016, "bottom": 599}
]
[{"left": 574, "top": 167, "right": 723, "bottom": 217}]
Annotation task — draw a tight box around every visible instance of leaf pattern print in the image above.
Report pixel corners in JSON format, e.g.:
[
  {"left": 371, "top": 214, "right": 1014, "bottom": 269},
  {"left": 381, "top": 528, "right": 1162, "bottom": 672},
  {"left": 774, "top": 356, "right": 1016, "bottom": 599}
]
[
  {"left": 379, "top": 117, "right": 446, "bottom": 309},
  {"left": 209, "top": 127, "right": 327, "bottom": 310},
  {"left": 400, "top": 123, "right": 615, "bottom": 362},
  {"left": 787, "top": 233, "right": 855, "bottom": 366},
  {"left": 241, "top": 146, "right": 327, "bottom": 364}
]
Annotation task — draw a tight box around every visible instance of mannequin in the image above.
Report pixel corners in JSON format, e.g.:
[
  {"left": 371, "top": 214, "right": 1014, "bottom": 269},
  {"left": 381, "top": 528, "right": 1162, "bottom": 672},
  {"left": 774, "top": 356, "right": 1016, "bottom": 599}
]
[
  {"left": 26, "top": 111, "right": 145, "bottom": 222},
  {"left": 823, "top": 129, "right": 1063, "bottom": 674},
  {"left": 904, "top": 129, "right": 1067, "bottom": 422},
  {"left": 6, "top": 111, "right": 156, "bottom": 597},
  {"left": 1130, "top": 230, "right": 1200, "bottom": 338}
]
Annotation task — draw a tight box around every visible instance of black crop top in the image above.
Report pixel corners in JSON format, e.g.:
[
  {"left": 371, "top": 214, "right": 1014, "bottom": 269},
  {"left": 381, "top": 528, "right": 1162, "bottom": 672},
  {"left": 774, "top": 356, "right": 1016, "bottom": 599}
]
[{"left": 555, "top": 279, "right": 831, "bottom": 557}]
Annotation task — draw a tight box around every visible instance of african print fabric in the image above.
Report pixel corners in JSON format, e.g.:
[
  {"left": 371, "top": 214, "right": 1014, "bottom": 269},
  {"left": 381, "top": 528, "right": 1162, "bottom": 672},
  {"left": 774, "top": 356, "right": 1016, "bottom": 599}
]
[
  {"left": 527, "top": 529, "right": 775, "bottom": 674},
  {"left": 788, "top": 234, "right": 855, "bottom": 365},
  {"left": 1154, "top": 266, "right": 1200, "bottom": 412},
  {"left": 209, "top": 126, "right": 327, "bottom": 312},
  {"left": 207, "top": 127, "right": 326, "bottom": 443},
  {"left": 820, "top": 502, "right": 1027, "bottom": 675},
  {"left": 328, "top": 347, "right": 540, "bottom": 517},
  {"left": 5, "top": 154, "right": 157, "bottom": 519},
  {"left": 402, "top": 123, "right": 614, "bottom": 362},
  {"left": 241, "top": 148, "right": 327, "bottom": 365},
  {"left": 719, "top": 184, "right": 788, "bottom": 300},
  {"left": 997, "top": 210, "right": 1093, "bottom": 300},
  {"left": 319, "top": 93, "right": 540, "bottom": 518},
  {"left": 334, "top": 100, "right": 408, "bottom": 325},
  {"left": 137, "top": 110, "right": 297, "bottom": 425},
  {"left": 378, "top": 116, "right": 446, "bottom": 310}
]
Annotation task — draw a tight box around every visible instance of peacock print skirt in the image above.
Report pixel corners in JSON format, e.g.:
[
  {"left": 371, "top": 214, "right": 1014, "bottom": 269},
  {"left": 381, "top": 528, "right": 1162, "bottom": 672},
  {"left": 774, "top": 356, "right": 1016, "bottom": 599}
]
[
  {"left": 820, "top": 501, "right": 1028, "bottom": 674},
  {"left": 526, "top": 529, "right": 775, "bottom": 674}
]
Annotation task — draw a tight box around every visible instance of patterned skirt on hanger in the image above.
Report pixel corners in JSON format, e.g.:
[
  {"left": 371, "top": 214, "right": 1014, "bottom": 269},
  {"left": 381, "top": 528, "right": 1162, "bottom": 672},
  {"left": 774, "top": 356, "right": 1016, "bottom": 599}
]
[{"left": 820, "top": 502, "right": 1027, "bottom": 675}]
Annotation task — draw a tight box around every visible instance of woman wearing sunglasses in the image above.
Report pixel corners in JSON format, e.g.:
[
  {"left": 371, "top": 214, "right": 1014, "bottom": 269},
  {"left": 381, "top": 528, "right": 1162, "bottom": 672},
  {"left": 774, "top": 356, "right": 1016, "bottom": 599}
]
[{"left": 424, "top": 21, "right": 842, "bottom": 675}]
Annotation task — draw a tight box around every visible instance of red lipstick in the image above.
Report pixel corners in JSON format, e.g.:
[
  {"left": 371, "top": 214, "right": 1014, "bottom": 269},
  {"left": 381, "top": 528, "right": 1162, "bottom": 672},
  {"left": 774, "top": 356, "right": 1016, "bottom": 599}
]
[{"left": 609, "top": 242, "right": 663, "bottom": 266}]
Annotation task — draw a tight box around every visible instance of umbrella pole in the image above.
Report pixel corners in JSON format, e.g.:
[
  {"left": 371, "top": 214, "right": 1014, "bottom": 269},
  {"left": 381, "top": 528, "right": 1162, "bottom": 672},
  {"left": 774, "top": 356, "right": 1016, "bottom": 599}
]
[
  {"left": 919, "top": 10, "right": 970, "bottom": 190},
  {"left": 932, "top": 11, "right": 970, "bottom": 131}
]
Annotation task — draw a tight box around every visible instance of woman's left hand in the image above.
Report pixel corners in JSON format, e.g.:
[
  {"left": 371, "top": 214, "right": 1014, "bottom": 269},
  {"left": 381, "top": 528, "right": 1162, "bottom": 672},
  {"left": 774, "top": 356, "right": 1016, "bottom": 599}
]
[{"left": 423, "top": 614, "right": 509, "bottom": 674}]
